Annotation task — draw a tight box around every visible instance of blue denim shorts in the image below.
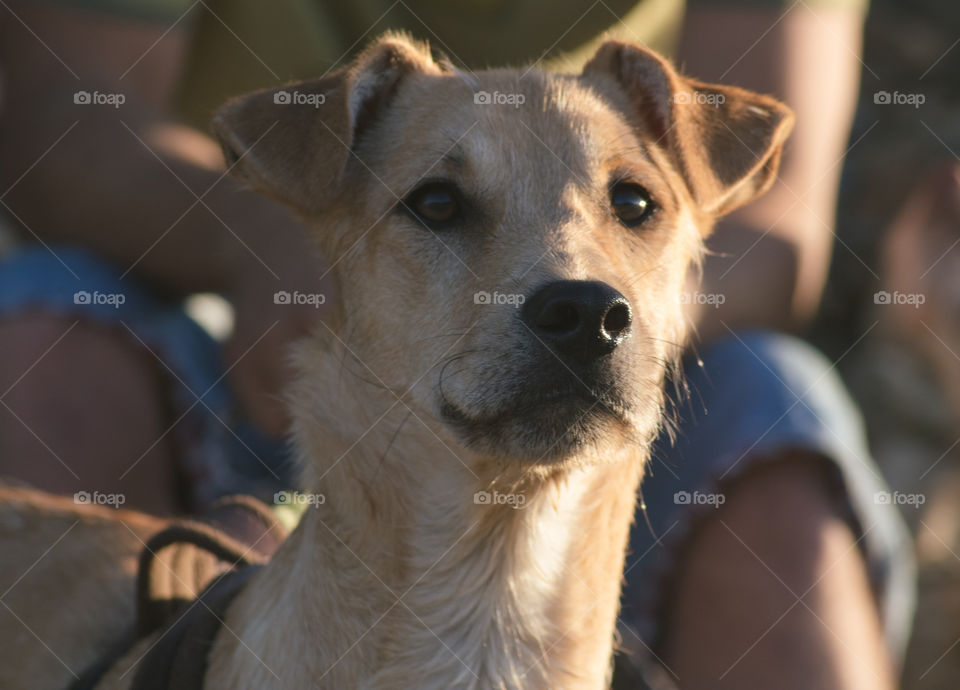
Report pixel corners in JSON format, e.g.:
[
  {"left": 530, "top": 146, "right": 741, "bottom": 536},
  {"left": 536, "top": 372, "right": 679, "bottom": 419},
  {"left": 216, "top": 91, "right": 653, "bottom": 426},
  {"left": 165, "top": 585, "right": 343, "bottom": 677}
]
[
  {"left": 619, "top": 332, "right": 915, "bottom": 665},
  {"left": 0, "top": 245, "right": 296, "bottom": 509},
  {"left": 0, "top": 246, "right": 914, "bottom": 662}
]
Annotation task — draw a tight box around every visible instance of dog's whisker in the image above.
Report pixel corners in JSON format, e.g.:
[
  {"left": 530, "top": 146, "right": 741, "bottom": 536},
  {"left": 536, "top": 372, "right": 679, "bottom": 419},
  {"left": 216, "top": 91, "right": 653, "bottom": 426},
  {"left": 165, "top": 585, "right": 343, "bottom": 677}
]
[
  {"left": 340, "top": 362, "right": 396, "bottom": 393},
  {"left": 412, "top": 330, "right": 474, "bottom": 344},
  {"left": 437, "top": 348, "right": 491, "bottom": 413},
  {"left": 372, "top": 408, "right": 415, "bottom": 483}
]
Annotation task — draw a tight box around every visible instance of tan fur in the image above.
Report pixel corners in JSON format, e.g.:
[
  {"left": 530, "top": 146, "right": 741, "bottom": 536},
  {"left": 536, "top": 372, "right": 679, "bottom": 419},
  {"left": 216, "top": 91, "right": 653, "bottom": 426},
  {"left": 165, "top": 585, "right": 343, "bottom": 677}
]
[{"left": 0, "top": 34, "right": 791, "bottom": 689}]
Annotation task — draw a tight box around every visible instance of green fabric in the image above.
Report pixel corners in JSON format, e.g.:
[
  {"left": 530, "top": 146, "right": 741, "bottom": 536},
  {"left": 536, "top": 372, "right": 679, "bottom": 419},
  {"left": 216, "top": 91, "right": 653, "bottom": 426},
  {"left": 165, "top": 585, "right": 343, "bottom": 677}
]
[
  {"left": 45, "top": 0, "right": 196, "bottom": 23},
  {"left": 174, "top": 0, "right": 686, "bottom": 130},
  {"left": 44, "top": 0, "right": 870, "bottom": 124}
]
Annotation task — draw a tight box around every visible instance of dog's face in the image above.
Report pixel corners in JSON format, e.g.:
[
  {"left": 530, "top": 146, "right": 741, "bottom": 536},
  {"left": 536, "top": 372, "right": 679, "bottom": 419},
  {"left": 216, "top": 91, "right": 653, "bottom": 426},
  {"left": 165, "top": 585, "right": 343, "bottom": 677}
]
[{"left": 215, "top": 35, "right": 792, "bottom": 467}]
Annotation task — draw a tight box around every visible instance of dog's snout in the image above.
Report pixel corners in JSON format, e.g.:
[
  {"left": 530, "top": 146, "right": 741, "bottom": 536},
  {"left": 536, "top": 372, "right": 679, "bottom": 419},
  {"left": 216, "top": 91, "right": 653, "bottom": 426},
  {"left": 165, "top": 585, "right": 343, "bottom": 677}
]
[{"left": 523, "top": 280, "right": 632, "bottom": 360}]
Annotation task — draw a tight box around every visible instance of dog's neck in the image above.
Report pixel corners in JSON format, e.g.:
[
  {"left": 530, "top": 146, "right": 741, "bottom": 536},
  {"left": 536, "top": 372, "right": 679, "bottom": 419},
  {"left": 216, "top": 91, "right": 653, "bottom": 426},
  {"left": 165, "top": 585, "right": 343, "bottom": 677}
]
[{"left": 207, "top": 351, "right": 648, "bottom": 690}]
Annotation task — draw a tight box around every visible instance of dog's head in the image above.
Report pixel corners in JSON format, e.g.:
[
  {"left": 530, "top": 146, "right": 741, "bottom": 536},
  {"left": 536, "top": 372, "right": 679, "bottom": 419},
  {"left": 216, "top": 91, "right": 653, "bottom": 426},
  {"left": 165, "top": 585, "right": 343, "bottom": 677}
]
[{"left": 214, "top": 34, "right": 792, "bottom": 469}]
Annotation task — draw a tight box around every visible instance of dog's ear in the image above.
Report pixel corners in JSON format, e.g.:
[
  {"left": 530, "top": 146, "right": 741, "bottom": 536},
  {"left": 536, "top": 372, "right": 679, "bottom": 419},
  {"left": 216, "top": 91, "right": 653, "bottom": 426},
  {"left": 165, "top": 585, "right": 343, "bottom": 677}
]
[
  {"left": 583, "top": 41, "right": 794, "bottom": 219},
  {"left": 212, "top": 33, "right": 440, "bottom": 214}
]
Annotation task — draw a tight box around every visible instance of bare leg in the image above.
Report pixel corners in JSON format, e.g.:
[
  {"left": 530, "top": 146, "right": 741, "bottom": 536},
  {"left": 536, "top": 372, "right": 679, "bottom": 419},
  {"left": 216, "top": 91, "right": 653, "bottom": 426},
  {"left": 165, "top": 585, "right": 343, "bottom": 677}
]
[
  {"left": 0, "top": 313, "right": 179, "bottom": 515},
  {"left": 663, "top": 452, "right": 895, "bottom": 689}
]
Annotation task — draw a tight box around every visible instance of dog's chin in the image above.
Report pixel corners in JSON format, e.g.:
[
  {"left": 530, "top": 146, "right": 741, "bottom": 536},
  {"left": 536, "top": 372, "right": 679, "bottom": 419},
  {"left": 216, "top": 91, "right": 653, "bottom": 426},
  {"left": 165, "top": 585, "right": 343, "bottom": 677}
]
[{"left": 439, "top": 388, "right": 634, "bottom": 464}]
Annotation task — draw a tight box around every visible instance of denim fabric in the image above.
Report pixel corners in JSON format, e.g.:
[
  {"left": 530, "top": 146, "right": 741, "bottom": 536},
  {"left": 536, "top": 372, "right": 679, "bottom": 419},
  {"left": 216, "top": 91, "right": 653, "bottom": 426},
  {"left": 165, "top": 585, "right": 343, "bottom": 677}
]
[
  {"left": 0, "top": 245, "right": 295, "bottom": 509},
  {"left": 619, "top": 332, "right": 915, "bottom": 662}
]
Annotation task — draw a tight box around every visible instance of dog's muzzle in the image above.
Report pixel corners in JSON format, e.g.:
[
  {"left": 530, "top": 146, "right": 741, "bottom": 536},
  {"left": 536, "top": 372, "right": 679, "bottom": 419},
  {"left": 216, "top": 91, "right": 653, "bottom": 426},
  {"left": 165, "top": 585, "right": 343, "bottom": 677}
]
[{"left": 440, "top": 279, "right": 636, "bottom": 460}]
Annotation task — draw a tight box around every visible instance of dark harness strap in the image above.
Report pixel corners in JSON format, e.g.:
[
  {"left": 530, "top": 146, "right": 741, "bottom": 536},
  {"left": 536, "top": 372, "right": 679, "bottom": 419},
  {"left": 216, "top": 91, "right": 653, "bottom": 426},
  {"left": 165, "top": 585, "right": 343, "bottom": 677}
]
[
  {"left": 68, "top": 496, "right": 287, "bottom": 690},
  {"left": 135, "top": 495, "right": 286, "bottom": 637},
  {"left": 130, "top": 565, "right": 262, "bottom": 690}
]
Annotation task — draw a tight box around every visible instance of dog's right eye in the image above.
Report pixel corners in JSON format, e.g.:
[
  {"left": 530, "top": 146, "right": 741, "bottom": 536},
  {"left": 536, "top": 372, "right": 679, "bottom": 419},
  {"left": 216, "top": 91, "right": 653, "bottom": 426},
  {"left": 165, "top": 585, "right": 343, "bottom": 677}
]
[
  {"left": 610, "top": 181, "right": 655, "bottom": 228},
  {"left": 403, "top": 183, "right": 461, "bottom": 227}
]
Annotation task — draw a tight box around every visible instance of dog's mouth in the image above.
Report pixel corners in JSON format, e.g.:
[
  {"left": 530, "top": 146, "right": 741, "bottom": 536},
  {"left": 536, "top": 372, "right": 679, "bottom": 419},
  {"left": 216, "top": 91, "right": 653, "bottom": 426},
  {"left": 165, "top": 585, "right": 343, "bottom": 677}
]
[{"left": 439, "top": 382, "right": 633, "bottom": 462}]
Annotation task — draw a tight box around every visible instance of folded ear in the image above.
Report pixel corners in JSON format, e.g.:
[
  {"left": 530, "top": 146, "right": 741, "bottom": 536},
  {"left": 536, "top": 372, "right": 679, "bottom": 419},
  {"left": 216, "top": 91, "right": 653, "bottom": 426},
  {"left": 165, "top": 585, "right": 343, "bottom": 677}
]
[
  {"left": 212, "top": 33, "right": 440, "bottom": 215},
  {"left": 583, "top": 40, "right": 794, "bottom": 219}
]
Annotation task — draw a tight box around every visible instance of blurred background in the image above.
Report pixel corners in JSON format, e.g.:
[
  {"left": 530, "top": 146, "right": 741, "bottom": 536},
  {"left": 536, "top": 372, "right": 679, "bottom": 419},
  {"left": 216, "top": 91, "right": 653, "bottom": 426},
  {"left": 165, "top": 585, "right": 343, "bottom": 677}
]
[{"left": 813, "top": 1, "right": 960, "bottom": 686}]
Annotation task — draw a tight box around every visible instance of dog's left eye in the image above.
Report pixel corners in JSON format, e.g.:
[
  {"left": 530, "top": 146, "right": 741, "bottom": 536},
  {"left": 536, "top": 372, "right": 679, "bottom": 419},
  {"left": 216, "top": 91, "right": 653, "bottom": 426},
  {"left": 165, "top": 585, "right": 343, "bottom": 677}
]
[
  {"left": 404, "top": 183, "right": 461, "bottom": 226},
  {"left": 610, "top": 182, "right": 654, "bottom": 227}
]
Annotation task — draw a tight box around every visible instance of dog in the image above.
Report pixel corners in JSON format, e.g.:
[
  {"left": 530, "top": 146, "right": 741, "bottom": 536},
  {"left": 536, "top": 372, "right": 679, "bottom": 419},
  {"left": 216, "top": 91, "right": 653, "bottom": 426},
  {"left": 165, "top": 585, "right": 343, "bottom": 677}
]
[{"left": 0, "top": 33, "right": 791, "bottom": 689}]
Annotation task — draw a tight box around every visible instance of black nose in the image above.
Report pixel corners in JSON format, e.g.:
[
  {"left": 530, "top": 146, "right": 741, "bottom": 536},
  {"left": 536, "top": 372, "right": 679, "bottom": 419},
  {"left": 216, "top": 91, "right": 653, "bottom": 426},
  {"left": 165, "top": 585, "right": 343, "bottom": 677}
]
[{"left": 522, "top": 280, "right": 632, "bottom": 361}]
